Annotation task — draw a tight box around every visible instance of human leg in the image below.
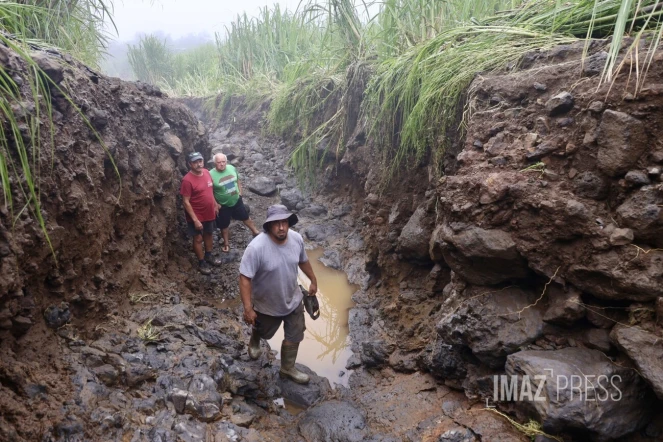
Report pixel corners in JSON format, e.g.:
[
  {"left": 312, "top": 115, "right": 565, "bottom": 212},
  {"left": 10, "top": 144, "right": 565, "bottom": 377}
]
[
  {"left": 248, "top": 311, "right": 283, "bottom": 360},
  {"left": 279, "top": 303, "right": 309, "bottom": 384},
  {"left": 221, "top": 228, "right": 230, "bottom": 252},
  {"left": 242, "top": 218, "right": 260, "bottom": 236},
  {"left": 216, "top": 207, "right": 232, "bottom": 251},
  {"left": 192, "top": 234, "right": 204, "bottom": 260},
  {"left": 232, "top": 198, "right": 260, "bottom": 236},
  {"left": 202, "top": 221, "right": 221, "bottom": 266}
]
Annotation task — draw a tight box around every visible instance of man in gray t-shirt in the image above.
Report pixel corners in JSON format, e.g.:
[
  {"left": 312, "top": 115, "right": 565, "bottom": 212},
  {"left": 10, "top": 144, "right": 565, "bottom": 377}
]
[{"left": 239, "top": 205, "right": 318, "bottom": 384}]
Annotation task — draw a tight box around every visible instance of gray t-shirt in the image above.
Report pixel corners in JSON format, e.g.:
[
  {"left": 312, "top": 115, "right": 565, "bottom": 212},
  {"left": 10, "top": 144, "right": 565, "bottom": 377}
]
[{"left": 239, "top": 230, "right": 308, "bottom": 316}]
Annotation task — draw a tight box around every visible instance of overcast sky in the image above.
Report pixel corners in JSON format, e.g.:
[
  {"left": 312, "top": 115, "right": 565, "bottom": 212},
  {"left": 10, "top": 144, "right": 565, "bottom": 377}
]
[{"left": 108, "top": 0, "right": 301, "bottom": 42}]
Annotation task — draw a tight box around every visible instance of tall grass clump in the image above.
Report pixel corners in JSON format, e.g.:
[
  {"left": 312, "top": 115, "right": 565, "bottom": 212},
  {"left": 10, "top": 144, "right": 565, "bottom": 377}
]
[
  {"left": 128, "top": 35, "right": 173, "bottom": 85},
  {"left": 0, "top": 0, "right": 114, "bottom": 67}
]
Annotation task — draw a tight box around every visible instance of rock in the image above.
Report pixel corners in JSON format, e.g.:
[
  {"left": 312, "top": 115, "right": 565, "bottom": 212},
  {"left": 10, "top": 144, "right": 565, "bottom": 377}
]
[
  {"left": 584, "top": 303, "right": 621, "bottom": 329},
  {"left": 657, "top": 298, "right": 663, "bottom": 326},
  {"left": 565, "top": 199, "right": 588, "bottom": 218},
  {"left": 505, "top": 348, "right": 654, "bottom": 440},
  {"left": 196, "top": 328, "right": 241, "bottom": 356},
  {"left": 90, "top": 108, "right": 108, "bottom": 131},
  {"left": 423, "top": 341, "right": 470, "bottom": 380},
  {"left": 184, "top": 374, "right": 222, "bottom": 422},
  {"left": 247, "top": 177, "right": 276, "bottom": 196},
  {"left": 525, "top": 141, "right": 559, "bottom": 160},
  {"left": 142, "top": 304, "right": 190, "bottom": 327},
  {"left": 216, "top": 358, "right": 261, "bottom": 397},
  {"left": 609, "top": 228, "right": 634, "bottom": 246},
  {"left": 275, "top": 365, "right": 331, "bottom": 407},
  {"left": 437, "top": 286, "right": 544, "bottom": 368},
  {"left": 582, "top": 51, "right": 608, "bottom": 77},
  {"left": 611, "top": 325, "right": 663, "bottom": 399},
  {"left": 11, "top": 316, "right": 32, "bottom": 335},
  {"left": 43, "top": 302, "right": 71, "bottom": 328},
  {"left": 172, "top": 417, "right": 206, "bottom": 441},
  {"left": 431, "top": 225, "right": 529, "bottom": 285},
  {"left": 397, "top": 205, "right": 434, "bottom": 261},
  {"left": 331, "top": 204, "right": 352, "bottom": 218},
  {"left": 582, "top": 328, "right": 612, "bottom": 352},
  {"left": 597, "top": 110, "right": 647, "bottom": 177},
  {"left": 573, "top": 171, "right": 608, "bottom": 200},
  {"left": 365, "top": 193, "right": 379, "bottom": 206},
  {"left": 229, "top": 413, "right": 254, "bottom": 428},
  {"left": 169, "top": 388, "right": 188, "bottom": 414},
  {"left": 125, "top": 363, "right": 156, "bottom": 387},
  {"left": 298, "top": 400, "right": 368, "bottom": 442},
  {"left": 319, "top": 249, "right": 342, "bottom": 270},
  {"left": 299, "top": 203, "right": 328, "bottom": 218},
  {"left": 360, "top": 340, "right": 395, "bottom": 368},
  {"left": 588, "top": 101, "right": 604, "bottom": 113},
  {"left": 624, "top": 170, "right": 650, "bottom": 186},
  {"left": 533, "top": 82, "right": 547, "bottom": 91},
  {"left": 92, "top": 364, "right": 119, "bottom": 386},
  {"left": 545, "top": 92, "right": 574, "bottom": 116},
  {"left": 615, "top": 187, "right": 662, "bottom": 243},
  {"left": 32, "top": 52, "right": 64, "bottom": 84},
  {"left": 542, "top": 286, "right": 585, "bottom": 326},
  {"left": 303, "top": 224, "right": 340, "bottom": 242},
  {"left": 163, "top": 132, "right": 183, "bottom": 156},
  {"left": 280, "top": 188, "right": 303, "bottom": 210},
  {"left": 438, "top": 429, "right": 477, "bottom": 442},
  {"left": 568, "top": 250, "right": 663, "bottom": 301}
]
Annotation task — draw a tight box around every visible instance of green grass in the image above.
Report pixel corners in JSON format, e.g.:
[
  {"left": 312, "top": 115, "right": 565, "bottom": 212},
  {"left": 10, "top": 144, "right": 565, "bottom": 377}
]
[{"left": 121, "top": 0, "right": 663, "bottom": 186}]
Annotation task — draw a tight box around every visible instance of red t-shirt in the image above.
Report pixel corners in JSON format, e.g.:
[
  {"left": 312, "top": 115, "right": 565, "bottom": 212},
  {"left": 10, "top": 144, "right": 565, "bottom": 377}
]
[{"left": 179, "top": 169, "right": 216, "bottom": 222}]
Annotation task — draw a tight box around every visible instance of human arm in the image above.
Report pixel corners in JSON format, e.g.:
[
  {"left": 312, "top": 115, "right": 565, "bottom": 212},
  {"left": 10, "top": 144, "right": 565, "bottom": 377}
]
[
  {"left": 237, "top": 178, "right": 242, "bottom": 197},
  {"left": 182, "top": 195, "right": 202, "bottom": 230},
  {"left": 240, "top": 274, "right": 257, "bottom": 325},
  {"left": 298, "top": 260, "right": 318, "bottom": 297}
]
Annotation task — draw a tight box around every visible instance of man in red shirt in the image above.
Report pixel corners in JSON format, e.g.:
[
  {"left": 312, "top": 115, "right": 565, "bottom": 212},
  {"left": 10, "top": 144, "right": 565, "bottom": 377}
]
[{"left": 180, "top": 152, "right": 222, "bottom": 274}]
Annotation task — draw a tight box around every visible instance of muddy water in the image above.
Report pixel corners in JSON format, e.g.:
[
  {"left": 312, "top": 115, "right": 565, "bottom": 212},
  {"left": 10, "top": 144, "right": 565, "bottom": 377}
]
[{"left": 268, "top": 248, "right": 357, "bottom": 387}]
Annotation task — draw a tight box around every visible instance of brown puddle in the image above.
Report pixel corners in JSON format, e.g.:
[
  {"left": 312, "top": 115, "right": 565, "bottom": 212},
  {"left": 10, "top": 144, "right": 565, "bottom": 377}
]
[{"left": 268, "top": 248, "right": 357, "bottom": 387}]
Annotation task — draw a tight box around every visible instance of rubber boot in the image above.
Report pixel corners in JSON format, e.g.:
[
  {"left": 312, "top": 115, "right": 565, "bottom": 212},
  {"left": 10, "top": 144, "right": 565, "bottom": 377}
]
[
  {"left": 279, "top": 341, "right": 310, "bottom": 384},
  {"left": 248, "top": 328, "right": 262, "bottom": 360}
]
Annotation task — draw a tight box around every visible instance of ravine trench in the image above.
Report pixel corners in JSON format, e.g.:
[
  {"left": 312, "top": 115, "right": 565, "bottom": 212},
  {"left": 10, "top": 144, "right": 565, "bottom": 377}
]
[{"left": 1, "top": 37, "right": 663, "bottom": 442}]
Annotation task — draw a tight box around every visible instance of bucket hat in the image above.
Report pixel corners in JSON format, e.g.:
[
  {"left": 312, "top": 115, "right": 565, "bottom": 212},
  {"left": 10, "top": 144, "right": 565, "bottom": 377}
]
[
  {"left": 262, "top": 204, "right": 298, "bottom": 231},
  {"left": 188, "top": 152, "right": 203, "bottom": 162}
]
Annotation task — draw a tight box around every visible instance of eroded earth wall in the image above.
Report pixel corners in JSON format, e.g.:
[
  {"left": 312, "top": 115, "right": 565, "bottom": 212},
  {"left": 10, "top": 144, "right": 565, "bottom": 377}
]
[
  {"left": 331, "top": 42, "right": 663, "bottom": 440},
  {"left": 0, "top": 45, "right": 208, "bottom": 439}
]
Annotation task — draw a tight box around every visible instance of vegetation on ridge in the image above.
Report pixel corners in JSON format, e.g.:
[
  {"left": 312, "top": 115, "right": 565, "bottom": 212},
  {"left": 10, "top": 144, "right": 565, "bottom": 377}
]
[{"left": 125, "top": 0, "right": 663, "bottom": 185}]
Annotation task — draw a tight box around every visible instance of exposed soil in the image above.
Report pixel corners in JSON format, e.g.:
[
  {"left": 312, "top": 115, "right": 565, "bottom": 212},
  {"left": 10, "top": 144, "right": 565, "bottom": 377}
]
[{"left": 1, "top": 37, "right": 663, "bottom": 442}]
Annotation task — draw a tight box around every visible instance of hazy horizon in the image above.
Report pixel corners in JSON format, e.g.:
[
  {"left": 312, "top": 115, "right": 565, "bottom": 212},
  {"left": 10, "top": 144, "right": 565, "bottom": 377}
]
[{"left": 107, "top": 0, "right": 301, "bottom": 42}]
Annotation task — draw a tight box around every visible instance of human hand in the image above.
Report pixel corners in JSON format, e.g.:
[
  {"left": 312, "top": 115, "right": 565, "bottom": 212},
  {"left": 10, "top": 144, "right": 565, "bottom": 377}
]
[
  {"left": 194, "top": 220, "right": 203, "bottom": 230},
  {"left": 308, "top": 282, "right": 317, "bottom": 297},
  {"left": 243, "top": 306, "right": 257, "bottom": 326}
]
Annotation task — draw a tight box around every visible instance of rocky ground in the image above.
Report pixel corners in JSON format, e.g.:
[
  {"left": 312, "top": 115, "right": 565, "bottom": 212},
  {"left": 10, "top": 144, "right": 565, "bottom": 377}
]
[{"left": 1, "top": 38, "right": 663, "bottom": 442}]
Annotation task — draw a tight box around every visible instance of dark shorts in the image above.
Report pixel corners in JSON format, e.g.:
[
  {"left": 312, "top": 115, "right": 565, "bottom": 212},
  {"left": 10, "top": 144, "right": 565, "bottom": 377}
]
[
  {"left": 216, "top": 196, "right": 250, "bottom": 229},
  {"left": 254, "top": 302, "right": 306, "bottom": 343},
  {"left": 186, "top": 220, "right": 216, "bottom": 237}
]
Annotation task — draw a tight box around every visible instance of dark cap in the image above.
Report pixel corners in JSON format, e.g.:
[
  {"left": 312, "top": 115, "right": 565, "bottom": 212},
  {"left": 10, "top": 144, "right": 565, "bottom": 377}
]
[
  {"left": 262, "top": 204, "right": 298, "bottom": 231},
  {"left": 188, "top": 152, "right": 203, "bottom": 162}
]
